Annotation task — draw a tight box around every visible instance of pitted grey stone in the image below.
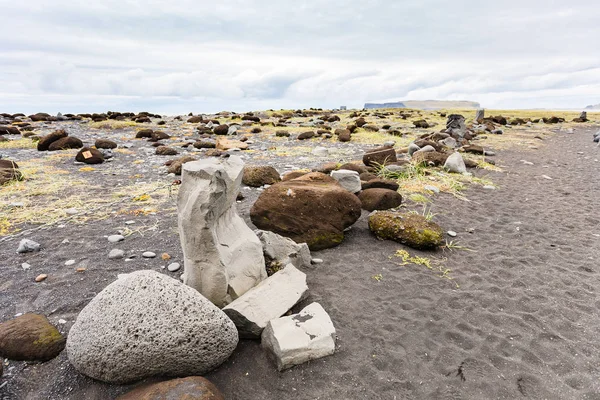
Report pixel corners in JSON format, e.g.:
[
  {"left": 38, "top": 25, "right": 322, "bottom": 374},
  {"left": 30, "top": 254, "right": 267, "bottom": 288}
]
[{"left": 66, "top": 270, "right": 238, "bottom": 384}]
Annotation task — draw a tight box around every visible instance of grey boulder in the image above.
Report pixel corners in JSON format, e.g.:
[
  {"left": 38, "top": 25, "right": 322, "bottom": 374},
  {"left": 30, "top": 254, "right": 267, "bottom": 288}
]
[
  {"left": 443, "top": 152, "right": 467, "bottom": 174},
  {"left": 17, "top": 239, "right": 41, "bottom": 253},
  {"left": 66, "top": 270, "right": 238, "bottom": 384},
  {"left": 330, "top": 170, "right": 361, "bottom": 193},
  {"left": 256, "top": 230, "right": 312, "bottom": 270}
]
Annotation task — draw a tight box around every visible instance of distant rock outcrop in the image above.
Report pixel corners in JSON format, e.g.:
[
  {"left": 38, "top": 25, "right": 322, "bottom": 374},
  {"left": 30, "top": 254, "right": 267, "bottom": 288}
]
[
  {"left": 584, "top": 104, "right": 600, "bottom": 110},
  {"left": 364, "top": 100, "right": 480, "bottom": 110}
]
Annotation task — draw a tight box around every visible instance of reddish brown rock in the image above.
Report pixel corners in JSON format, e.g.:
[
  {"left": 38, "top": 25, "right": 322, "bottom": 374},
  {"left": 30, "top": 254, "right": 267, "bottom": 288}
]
[
  {"left": 363, "top": 146, "right": 397, "bottom": 167},
  {"left": 0, "top": 160, "right": 22, "bottom": 185},
  {"left": 75, "top": 147, "right": 105, "bottom": 164},
  {"left": 242, "top": 166, "right": 281, "bottom": 187},
  {"left": 411, "top": 151, "right": 449, "bottom": 166},
  {"left": 358, "top": 188, "right": 403, "bottom": 211},
  {"left": 117, "top": 376, "right": 224, "bottom": 400},
  {"left": 48, "top": 136, "right": 84, "bottom": 151},
  {"left": 250, "top": 172, "right": 362, "bottom": 250},
  {"left": 361, "top": 178, "right": 400, "bottom": 191},
  {"left": 95, "top": 139, "right": 118, "bottom": 149},
  {"left": 37, "top": 129, "right": 67, "bottom": 151},
  {"left": 0, "top": 314, "right": 66, "bottom": 361}
]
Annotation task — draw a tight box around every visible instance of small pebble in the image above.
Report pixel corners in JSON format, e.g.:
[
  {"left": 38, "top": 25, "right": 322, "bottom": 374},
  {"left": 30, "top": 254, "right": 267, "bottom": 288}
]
[
  {"left": 35, "top": 274, "right": 48, "bottom": 282},
  {"left": 125, "top": 220, "right": 135, "bottom": 225},
  {"left": 447, "top": 231, "right": 457, "bottom": 237},
  {"left": 21, "top": 262, "right": 31, "bottom": 270},
  {"left": 483, "top": 185, "right": 496, "bottom": 190},
  {"left": 167, "top": 262, "right": 181, "bottom": 272},
  {"left": 65, "top": 259, "right": 76, "bottom": 266},
  {"left": 424, "top": 185, "right": 440, "bottom": 194},
  {"left": 65, "top": 208, "right": 78, "bottom": 215},
  {"left": 142, "top": 251, "right": 156, "bottom": 258},
  {"left": 76, "top": 267, "right": 86, "bottom": 272},
  {"left": 107, "top": 234, "right": 125, "bottom": 243},
  {"left": 542, "top": 175, "right": 552, "bottom": 180},
  {"left": 58, "top": 319, "right": 67, "bottom": 324},
  {"left": 311, "top": 258, "right": 324, "bottom": 264},
  {"left": 108, "top": 249, "right": 125, "bottom": 259}
]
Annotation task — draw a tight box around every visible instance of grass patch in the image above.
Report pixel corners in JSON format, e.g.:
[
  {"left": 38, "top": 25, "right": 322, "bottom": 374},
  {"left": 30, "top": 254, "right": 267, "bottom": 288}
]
[
  {"left": 0, "top": 138, "right": 37, "bottom": 149},
  {"left": 394, "top": 249, "right": 458, "bottom": 287},
  {"left": 88, "top": 120, "right": 138, "bottom": 130}
]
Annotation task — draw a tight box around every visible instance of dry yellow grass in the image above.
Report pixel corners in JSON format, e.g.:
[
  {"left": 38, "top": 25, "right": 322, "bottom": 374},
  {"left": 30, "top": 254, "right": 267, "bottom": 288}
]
[{"left": 0, "top": 138, "right": 37, "bottom": 149}]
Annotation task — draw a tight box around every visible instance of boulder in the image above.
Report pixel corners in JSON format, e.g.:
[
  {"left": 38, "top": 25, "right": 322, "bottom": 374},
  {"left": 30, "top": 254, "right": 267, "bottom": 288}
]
[
  {"left": 256, "top": 230, "right": 311, "bottom": 274},
  {"left": 167, "top": 155, "right": 197, "bottom": 175},
  {"left": 16, "top": 238, "right": 41, "bottom": 253},
  {"left": 338, "top": 163, "right": 368, "bottom": 174},
  {"left": 297, "top": 131, "right": 314, "bottom": 140},
  {"left": 149, "top": 131, "right": 171, "bottom": 142},
  {"left": 135, "top": 129, "right": 154, "bottom": 138},
  {"left": 0, "top": 126, "right": 20, "bottom": 135},
  {"left": 0, "top": 159, "right": 22, "bottom": 185},
  {"left": 413, "top": 119, "right": 429, "bottom": 128},
  {"left": 242, "top": 166, "right": 281, "bottom": 187},
  {"left": 407, "top": 143, "right": 420, "bottom": 156},
  {"left": 0, "top": 313, "right": 65, "bottom": 361},
  {"left": 461, "top": 144, "right": 485, "bottom": 155},
  {"left": 250, "top": 172, "right": 362, "bottom": 250},
  {"left": 282, "top": 170, "right": 308, "bottom": 181},
  {"left": 47, "top": 136, "right": 84, "bottom": 151},
  {"left": 66, "top": 270, "right": 238, "bottom": 384},
  {"left": 446, "top": 114, "right": 466, "bottom": 137},
  {"left": 275, "top": 130, "right": 290, "bottom": 137},
  {"left": 37, "top": 129, "right": 67, "bottom": 151},
  {"left": 75, "top": 147, "right": 104, "bottom": 164},
  {"left": 368, "top": 211, "right": 444, "bottom": 250},
  {"left": 475, "top": 109, "right": 485, "bottom": 122},
  {"left": 338, "top": 130, "right": 351, "bottom": 142},
  {"left": 411, "top": 151, "right": 449, "bottom": 166},
  {"left": 193, "top": 140, "right": 216, "bottom": 149},
  {"left": 95, "top": 139, "right": 118, "bottom": 149},
  {"left": 358, "top": 189, "right": 402, "bottom": 211},
  {"left": 216, "top": 137, "right": 248, "bottom": 151},
  {"left": 213, "top": 124, "right": 229, "bottom": 135},
  {"left": 362, "top": 146, "right": 397, "bottom": 167},
  {"left": 361, "top": 178, "right": 399, "bottom": 191},
  {"left": 117, "top": 376, "right": 224, "bottom": 400},
  {"left": 262, "top": 302, "right": 336, "bottom": 371},
  {"left": 178, "top": 156, "right": 267, "bottom": 307},
  {"left": 444, "top": 152, "right": 467, "bottom": 174},
  {"left": 223, "top": 265, "right": 308, "bottom": 338},
  {"left": 330, "top": 170, "right": 361, "bottom": 193}
]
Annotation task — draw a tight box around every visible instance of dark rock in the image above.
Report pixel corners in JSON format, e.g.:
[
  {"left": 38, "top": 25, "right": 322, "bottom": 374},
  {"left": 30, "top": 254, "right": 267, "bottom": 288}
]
[
  {"left": 355, "top": 118, "right": 367, "bottom": 127},
  {"left": 0, "top": 160, "right": 22, "bottom": 185},
  {"left": 338, "top": 130, "right": 351, "bottom": 142},
  {"left": 136, "top": 129, "right": 154, "bottom": 138},
  {"left": 413, "top": 119, "right": 429, "bottom": 128},
  {"left": 282, "top": 171, "right": 308, "bottom": 181},
  {"left": 276, "top": 131, "right": 290, "bottom": 137},
  {"left": 193, "top": 140, "right": 216, "bottom": 149},
  {"left": 116, "top": 376, "right": 224, "bottom": 400},
  {"left": 0, "top": 126, "right": 20, "bottom": 135},
  {"left": 363, "top": 146, "right": 397, "bottom": 167},
  {"left": 359, "top": 189, "right": 403, "bottom": 211},
  {"left": 213, "top": 124, "right": 229, "bottom": 135},
  {"left": 167, "top": 156, "right": 197, "bottom": 175},
  {"left": 297, "top": 131, "right": 314, "bottom": 140},
  {"left": 250, "top": 172, "right": 362, "bottom": 250},
  {"left": 48, "top": 136, "right": 84, "bottom": 151},
  {"left": 359, "top": 172, "right": 378, "bottom": 182},
  {"left": 242, "top": 166, "right": 281, "bottom": 187},
  {"left": 29, "top": 113, "right": 52, "bottom": 122},
  {"left": 75, "top": 147, "right": 105, "bottom": 164},
  {"left": 461, "top": 144, "right": 485, "bottom": 155},
  {"left": 338, "top": 163, "right": 368, "bottom": 174},
  {"left": 187, "top": 116, "right": 204, "bottom": 123},
  {"left": 95, "top": 139, "right": 118, "bottom": 149},
  {"left": 37, "top": 130, "right": 68, "bottom": 151},
  {"left": 149, "top": 131, "right": 171, "bottom": 142},
  {"left": 361, "top": 178, "right": 399, "bottom": 191},
  {"left": 411, "top": 151, "right": 449, "bottom": 166},
  {"left": 155, "top": 146, "right": 178, "bottom": 156},
  {"left": 0, "top": 313, "right": 66, "bottom": 361}
]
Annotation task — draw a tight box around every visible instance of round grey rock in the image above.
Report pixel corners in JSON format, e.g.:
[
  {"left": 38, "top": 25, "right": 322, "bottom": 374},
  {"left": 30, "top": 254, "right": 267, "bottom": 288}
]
[
  {"left": 167, "top": 262, "right": 181, "bottom": 272},
  {"left": 66, "top": 270, "right": 238, "bottom": 383},
  {"left": 17, "top": 239, "right": 41, "bottom": 253},
  {"left": 107, "top": 235, "right": 124, "bottom": 243},
  {"left": 142, "top": 251, "right": 156, "bottom": 258},
  {"left": 108, "top": 249, "right": 125, "bottom": 259}
]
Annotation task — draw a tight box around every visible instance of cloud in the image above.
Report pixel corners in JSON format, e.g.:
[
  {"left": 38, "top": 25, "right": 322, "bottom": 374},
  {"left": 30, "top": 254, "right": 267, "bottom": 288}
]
[{"left": 0, "top": 0, "right": 599, "bottom": 113}]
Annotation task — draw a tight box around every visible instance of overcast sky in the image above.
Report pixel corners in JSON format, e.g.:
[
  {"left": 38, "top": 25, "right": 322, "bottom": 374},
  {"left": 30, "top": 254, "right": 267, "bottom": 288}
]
[{"left": 1, "top": 0, "right": 599, "bottom": 114}]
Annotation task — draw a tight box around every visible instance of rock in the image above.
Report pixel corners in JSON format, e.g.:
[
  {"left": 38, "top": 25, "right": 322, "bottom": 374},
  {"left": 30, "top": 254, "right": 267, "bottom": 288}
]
[
  {"left": 178, "top": 156, "right": 267, "bottom": 307},
  {"left": 116, "top": 376, "right": 225, "bottom": 400},
  {"left": 338, "top": 130, "right": 351, "bottom": 142},
  {"left": 37, "top": 130, "right": 67, "bottom": 151},
  {"left": 167, "top": 155, "right": 198, "bottom": 175},
  {"left": 256, "top": 230, "right": 312, "bottom": 272},
  {"left": 223, "top": 265, "right": 308, "bottom": 338},
  {"left": 216, "top": 137, "right": 248, "bottom": 151},
  {"left": 95, "top": 139, "right": 118, "bottom": 149},
  {"left": 155, "top": 146, "right": 178, "bottom": 156},
  {"left": 413, "top": 145, "right": 436, "bottom": 154},
  {"left": 462, "top": 144, "right": 485, "bottom": 155},
  {"left": 439, "top": 137, "right": 458, "bottom": 149},
  {"left": 275, "top": 130, "right": 290, "bottom": 137},
  {"left": 0, "top": 159, "right": 22, "bottom": 185},
  {"left": 413, "top": 119, "right": 429, "bottom": 128},
  {"left": 135, "top": 129, "right": 154, "bottom": 138},
  {"left": 361, "top": 178, "right": 399, "bottom": 191},
  {"left": 573, "top": 111, "right": 588, "bottom": 123},
  {"left": 443, "top": 152, "right": 467, "bottom": 174},
  {"left": 108, "top": 235, "right": 124, "bottom": 243},
  {"left": 47, "top": 136, "right": 84, "bottom": 151},
  {"left": 193, "top": 140, "right": 216, "bottom": 149},
  {"left": 330, "top": 170, "right": 361, "bottom": 193},
  {"left": 447, "top": 230, "right": 457, "bottom": 237},
  {"left": 475, "top": 109, "right": 485, "bottom": 122},
  {"left": 358, "top": 189, "right": 403, "bottom": 211},
  {"left": 167, "top": 262, "right": 181, "bottom": 272},
  {"left": 67, "top": 271, "right": 238, "bottom": 383},
  {"left": 65, "top": 259, "right": 76, "bottom": 266},
  {"left": 362, "top": 146, "right": 397, "bottom": 167},
  {"left": 424, "top": 185, "right": 440, "bottom": 194},
  {"left": 0, "top": 313, "right": 65, "bottom": 361},
  {"left": 142, "top": 251, "right": 156, "bottom": 258},
  {"left": 242, "top": 166, "right": 281, "bottom": 187},
  {"left": 297, "top": 131, "right": 314, "bottom": 140},
  {"left": 368, "top": 211, "right": 444, "bottom": 250},
  {"left": 250, "top": 172, "right": 362, "bottom": 250},
  {"left": 17, "top": 238, "right": 41, "bottom": 253},
  {"left": 446, "top": 114, "right": 466, "bottom": 137},
  {"left": 108, "top": 249, "right": 125, "bottom": 259},
  {"left": 262, "top": 302, "right": 336, "bottom": 371},
  {"left": 35, "top": 274, "right": 48, "bottom": 282},
  {"left": 0, "top": 125, "right": 20, "bottom": 135},
  {"left": 312, "top": 147, "right": 329, "bottom": 157},
  {"left": 411, "top": 151, "right": 449, "bottom": 166},
  {"left": 407, "top": 143, "right": 421, "bottom": 156},
  {"left": 213, "top": 124, "right": 229, "bottom": 135},
  {"left": 76, "top": 147, "right": 104, "bottom": 164},
  {"left": 187, "top": 116, "right": 204, "bottom": 123}
]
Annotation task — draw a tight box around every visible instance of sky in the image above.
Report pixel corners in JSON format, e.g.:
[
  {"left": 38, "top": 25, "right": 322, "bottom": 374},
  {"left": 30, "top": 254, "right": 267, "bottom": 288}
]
[{"left": 1, "top": 0, "right": 599, "bottom": 114}]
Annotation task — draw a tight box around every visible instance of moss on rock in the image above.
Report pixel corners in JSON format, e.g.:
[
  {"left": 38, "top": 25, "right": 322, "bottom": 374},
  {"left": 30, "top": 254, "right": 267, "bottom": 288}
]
[{"left": 368, "top": 211, "right": 443, "bottom": 250}]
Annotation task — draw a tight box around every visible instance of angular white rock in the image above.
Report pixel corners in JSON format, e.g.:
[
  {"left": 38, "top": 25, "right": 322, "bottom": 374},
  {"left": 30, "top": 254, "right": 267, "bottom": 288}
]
[
  {"left": 17, "top": 239, "right": 41, "bottom": 253},
  {"left": 261, "top": 302, "right": 336, "bottom": 371},
  {"left": 256, "top": 230, "right": 311, "bottom": 270},
  {"left": 66, "top": 270, "right": 238, "bottom": 384},
  {"left": 330, "top": 170, "right": 361, "bottom": 194},
  {"left": 178, "top": 156, "right": 267, "bottom": 307},
  {"left": 444, "top": 152, "right": 467, "bottom": 174},
  {"left": 223, "top": 265, "right": 308, "bottom": 338}
]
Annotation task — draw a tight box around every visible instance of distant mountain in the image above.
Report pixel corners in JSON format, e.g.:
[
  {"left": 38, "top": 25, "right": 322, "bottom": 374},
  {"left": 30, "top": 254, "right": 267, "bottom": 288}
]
[
  {"left": 584, "top": 104, "right": 600, "bottom": 110},
  {"left": 364, "top": 100, "right": 480, "bottom": 110}
]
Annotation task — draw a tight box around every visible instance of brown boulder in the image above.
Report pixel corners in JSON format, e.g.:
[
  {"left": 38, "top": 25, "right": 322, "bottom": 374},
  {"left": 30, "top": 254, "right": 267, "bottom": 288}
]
[
  {"left": 359, "top": 172, "right": 378, "bottom": 182},
  {"left": 0, "top": 126, "right": 20, "bottom": 135},
  {"left": 135, "top": 129, "right": 154, "bottom": 138},
  {"left": 361, "top": 178, "right": 399, "bottom": 191},
  {"left": 48, "top": 136, "right": 84, "bottom": 151},
  {"left": 37, "top": 129, "right": 67, "bottom": 151},
  {"left": 75, "top": 147, "right": 104, "bottom": 164},
  {"left": 413, "top": 119, "right": 429, "bottom": 128},
  {"left": 338, "top": 130, "right": 351, "bottom": 142},
  {"left": 0, "top": 160, "right": 22, "bottom": 185},
  {"left": 338, "top": 163, "right": 368, "bottom": 174},
  {"left": 363, "top": 146, "right": 397, "bottom": 167},
  {"left": 213, "top": 124, "right": 229, "bottom": 135},
  {"left": 167, "top": 156, "right": 198, "bottom": 175},
  {"left": 461, "top": 144, "right": 485, "bottom": 155},
  {"left": 282, "top": 170, "right": 308, "bottom": 181},
  {"left": 275, "top": 130, "right": 290, "bottom": 137},
  {"left": 250, "top": 172, "right": 362, "bottom": 250},
  {"left": 368, "top": 211, "right": 444, "bottom": 250},
  {"left": 358, "top": 189, "right": 403, "bottom": 211},
  {"left": 0, "top": 314, "right": 66, "bottom": 361},
  {"left": 242, "top": 166, "right": 281, "bottom": 187},
  {"left": 95, "top": 139, "right": 118, "bottom": 149},
  {"left": 297, "top": 131, "right": 314, "bottom": 140},
  {"left": 149, "top": 131, "right": 171, "bottom": 142},
  {"left": 193, "top": 140, "right": 216, "bottom": 149},
  {"left": 117, "top": 376, "right": 224, "bottom": 400},
  {"left": 187, "top": 116, "right": 204, "bottom": 123},
  {"left": 355, "top": 117, "right": 367, "bottom": 127},
  {"left": 411, "top": 151, "right": 449, "bottom": 166}
]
